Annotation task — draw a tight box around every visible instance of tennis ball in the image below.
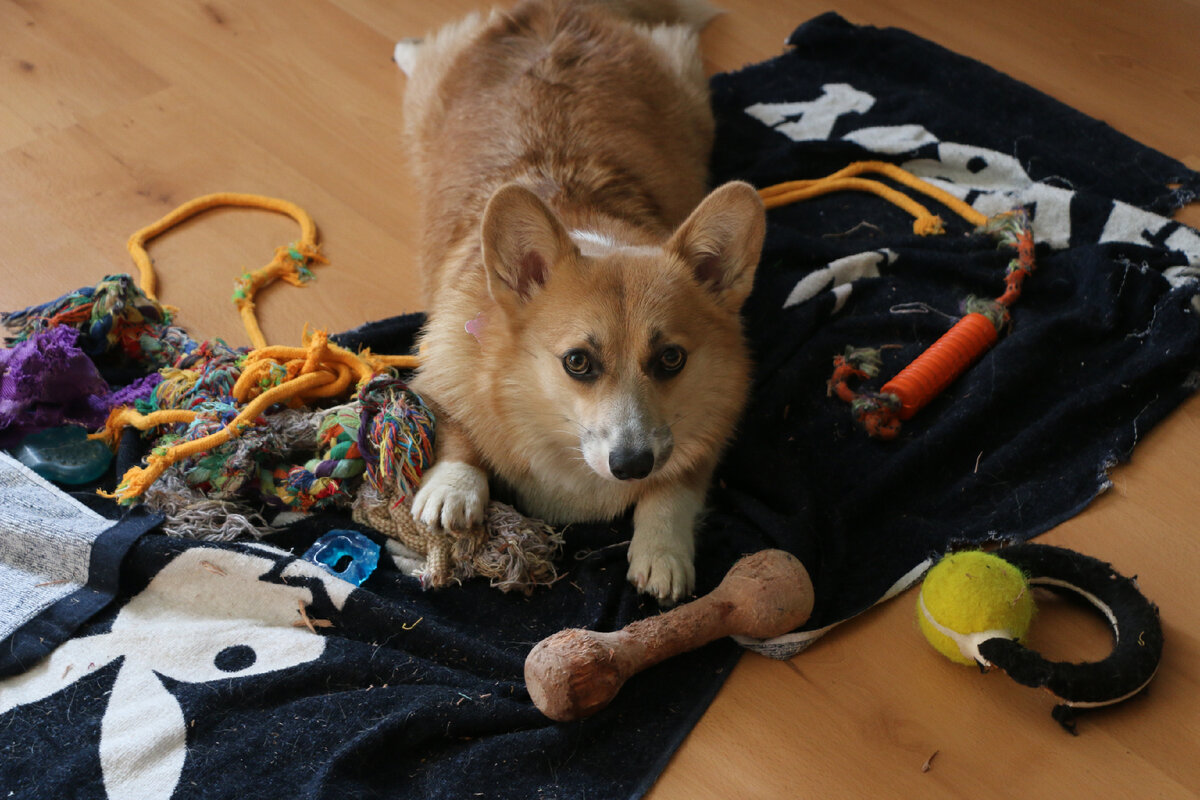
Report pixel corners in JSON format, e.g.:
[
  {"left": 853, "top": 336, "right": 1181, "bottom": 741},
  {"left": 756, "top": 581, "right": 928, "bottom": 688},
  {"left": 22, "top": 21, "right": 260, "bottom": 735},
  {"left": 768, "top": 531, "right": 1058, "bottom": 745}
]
[{"left": 917, "top": 551, "right": 1035, "bottom": 666}]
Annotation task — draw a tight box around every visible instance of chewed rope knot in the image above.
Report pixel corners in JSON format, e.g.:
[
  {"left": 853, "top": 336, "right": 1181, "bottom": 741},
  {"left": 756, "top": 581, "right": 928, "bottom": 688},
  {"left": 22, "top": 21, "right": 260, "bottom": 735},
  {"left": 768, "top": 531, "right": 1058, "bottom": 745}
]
[
  {"left": 828, "top": 347, "right": 882, "bottom": 402},
  {"left": 232, "top": 243, "right": 328, "bottom": 348},
  {"left": 356, "top": 375, "right": 435, "bottom": 501},
  {"left": 0, "top": 274, "right": 180, "bottom": 364},
  {"left": 850, "top": 393, "right": 903, "bottom": 440},
  {"left": 842, "top": 346, "right": 882, "bottom": 376},
  {"left": 964, "top": 296, "right": 1010, "bottom": 331},
  {"left": 913, "top": 215, "right": 946, "bottom": 236}
]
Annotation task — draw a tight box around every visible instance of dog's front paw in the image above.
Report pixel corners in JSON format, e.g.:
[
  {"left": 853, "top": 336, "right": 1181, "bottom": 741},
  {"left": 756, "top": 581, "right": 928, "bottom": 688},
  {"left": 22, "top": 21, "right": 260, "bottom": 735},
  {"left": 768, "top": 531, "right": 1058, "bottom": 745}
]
[
  {"left": 627, "top": 540, "right": 696, "bottom": 605},
  {"left": 627, "top": 486, "right": 703, "bottom": 604},
  {"left": 411, "top": 461, "right": 488, "bottom": 531}
]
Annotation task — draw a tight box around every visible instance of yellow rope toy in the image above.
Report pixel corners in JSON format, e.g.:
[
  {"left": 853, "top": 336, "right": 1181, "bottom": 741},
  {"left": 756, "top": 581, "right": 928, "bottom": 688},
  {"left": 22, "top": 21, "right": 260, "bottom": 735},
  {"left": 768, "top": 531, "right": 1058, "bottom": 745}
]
[
  {"left": 757, "top": 160, "right": 988, "bottom": 233},
  {"left": 96, "top": 192, "right": 418, "bottom": 503}
]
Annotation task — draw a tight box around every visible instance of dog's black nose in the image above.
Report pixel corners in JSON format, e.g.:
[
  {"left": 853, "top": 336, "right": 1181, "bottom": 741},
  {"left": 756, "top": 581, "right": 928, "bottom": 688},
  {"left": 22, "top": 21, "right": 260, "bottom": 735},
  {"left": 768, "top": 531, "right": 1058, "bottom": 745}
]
[{"left": 609, "top": 448, "right": 654, "bottom": 480}]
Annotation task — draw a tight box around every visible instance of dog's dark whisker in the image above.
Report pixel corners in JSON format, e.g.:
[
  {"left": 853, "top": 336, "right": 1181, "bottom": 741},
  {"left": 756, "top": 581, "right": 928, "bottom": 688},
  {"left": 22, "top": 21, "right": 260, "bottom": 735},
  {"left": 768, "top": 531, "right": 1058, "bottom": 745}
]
[{"left": 654, "top": 411, "right": 692, "bottom": 435}]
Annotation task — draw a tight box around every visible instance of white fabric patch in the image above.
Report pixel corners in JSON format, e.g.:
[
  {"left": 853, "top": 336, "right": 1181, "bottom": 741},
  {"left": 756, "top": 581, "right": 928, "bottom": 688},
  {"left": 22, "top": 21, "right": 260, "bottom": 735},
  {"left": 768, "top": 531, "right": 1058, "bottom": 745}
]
[
  {"left": 905, "top": 143, "right": 1031, "bottom": 192},
  {"left": 745, "top": 83, "right": 875, "bottom": 142},
  {"left": 100, "top": 664, "right": 186, "bottom": 800},
  {"left": 281, "top": 556, "right": 356, "bottom": 609},
  {"left": 904, "top": 143, "right": 1075, "bottom": 249},
  {"left": 782, "top": 249, "right": 896, "bottom": 310},
  {"left": 977, "top": 182, "right": 1075, "bottom": 250},
  {"left": 1163, "top": 266, "right": 1200, "bottom": 289},
  {"left": 1100, "top": 200, "right": 1172, "bottom": 247},
  {"left": 0, "top": 546, "right": 349, "bottom": 800},
  {"left": 1165, "top": 226, "right": 1200, "bottom": 267},
  {"left": 1100, "top": 201, "right": 1200, "bottom": 270},
  {"left": 841, "top": 124, "right": 938, "bottom": 154}
]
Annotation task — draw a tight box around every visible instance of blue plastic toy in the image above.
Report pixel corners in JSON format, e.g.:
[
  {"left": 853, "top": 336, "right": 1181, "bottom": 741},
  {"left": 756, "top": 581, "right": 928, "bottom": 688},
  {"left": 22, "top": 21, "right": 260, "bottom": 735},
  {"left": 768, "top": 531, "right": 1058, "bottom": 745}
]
[{"left": 302, "top": 529, "right": 381, "bottom": 586}]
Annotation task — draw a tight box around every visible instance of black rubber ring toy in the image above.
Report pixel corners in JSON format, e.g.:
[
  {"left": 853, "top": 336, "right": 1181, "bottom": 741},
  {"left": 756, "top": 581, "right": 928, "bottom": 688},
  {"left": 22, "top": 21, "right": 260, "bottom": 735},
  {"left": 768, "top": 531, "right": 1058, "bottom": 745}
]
[{"left": 976, "top": 543, "right": 1164, "bottom": 734}]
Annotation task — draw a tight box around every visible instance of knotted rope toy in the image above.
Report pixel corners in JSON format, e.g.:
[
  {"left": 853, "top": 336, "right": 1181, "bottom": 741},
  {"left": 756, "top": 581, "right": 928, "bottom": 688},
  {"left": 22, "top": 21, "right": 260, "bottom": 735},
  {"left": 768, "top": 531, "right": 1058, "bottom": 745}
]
[
  {"left": 8, "top": 192, "right": 563, "bottom": 592},
  {"left": 917, "top": 544, "right": 1164, "bottom": 733},
  {"left": 758, "top": 161, "right": 1036, "bottom": 439},
  {"left": 2, "top": 273, "right": 190, "bottom": 367}
]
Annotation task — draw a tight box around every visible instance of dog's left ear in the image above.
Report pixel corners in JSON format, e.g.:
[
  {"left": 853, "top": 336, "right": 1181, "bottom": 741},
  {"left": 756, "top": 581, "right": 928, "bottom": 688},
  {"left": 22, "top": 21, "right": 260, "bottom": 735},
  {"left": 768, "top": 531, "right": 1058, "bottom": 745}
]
[
  {"left": 668, "top": 181, "right": 766, "bottom": 312},
  {"left": 481, "top": 184, "right": 575, "bottom": 306}
]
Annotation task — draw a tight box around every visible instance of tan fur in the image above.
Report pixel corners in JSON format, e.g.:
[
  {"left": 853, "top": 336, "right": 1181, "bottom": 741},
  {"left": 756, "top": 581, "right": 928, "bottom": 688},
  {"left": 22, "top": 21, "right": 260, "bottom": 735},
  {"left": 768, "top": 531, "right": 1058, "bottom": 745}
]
[{"left": 399, "top": 0, "right": 765, "bottom": 601}]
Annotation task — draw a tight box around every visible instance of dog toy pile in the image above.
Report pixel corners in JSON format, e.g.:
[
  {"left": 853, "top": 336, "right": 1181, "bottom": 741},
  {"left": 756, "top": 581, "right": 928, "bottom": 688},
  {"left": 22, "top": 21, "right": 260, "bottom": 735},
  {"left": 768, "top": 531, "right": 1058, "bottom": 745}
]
[
  {"left": 2, "top": 193, "right": 562, "bottom": 592},
  {"left": 916, "top": 544, "right": 1164, "bottom": 732},
  {"left": 759, "top": 161, "right": 1035, "bottom": 439}
]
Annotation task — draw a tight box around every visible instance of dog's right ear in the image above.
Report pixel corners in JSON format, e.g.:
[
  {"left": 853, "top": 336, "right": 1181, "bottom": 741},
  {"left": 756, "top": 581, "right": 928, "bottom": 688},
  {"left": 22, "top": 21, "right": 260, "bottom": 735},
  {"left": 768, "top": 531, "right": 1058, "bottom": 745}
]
[
  {"left": 481, "top": 184, "right": 575, "bottom": 306},
  {"left": 668, "top": 181, "right": 766, "bottom": 313}
]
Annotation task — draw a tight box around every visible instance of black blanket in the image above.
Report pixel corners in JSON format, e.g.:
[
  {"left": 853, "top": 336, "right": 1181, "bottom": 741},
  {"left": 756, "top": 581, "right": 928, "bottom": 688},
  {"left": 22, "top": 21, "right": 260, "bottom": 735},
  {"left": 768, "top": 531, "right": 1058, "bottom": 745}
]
[{"left": 3, "top": 14, "right": 1198, "bottom": 800}]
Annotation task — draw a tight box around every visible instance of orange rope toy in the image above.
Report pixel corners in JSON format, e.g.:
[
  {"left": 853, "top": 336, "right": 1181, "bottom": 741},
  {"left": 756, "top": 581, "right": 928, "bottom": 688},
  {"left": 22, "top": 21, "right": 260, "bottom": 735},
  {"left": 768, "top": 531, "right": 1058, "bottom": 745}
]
[
  {"left": 757, "top": 162, "right": 1036, "bottom": 440},
  {"left": 97, "top": 193, "right": 420, "bottom": 502}
]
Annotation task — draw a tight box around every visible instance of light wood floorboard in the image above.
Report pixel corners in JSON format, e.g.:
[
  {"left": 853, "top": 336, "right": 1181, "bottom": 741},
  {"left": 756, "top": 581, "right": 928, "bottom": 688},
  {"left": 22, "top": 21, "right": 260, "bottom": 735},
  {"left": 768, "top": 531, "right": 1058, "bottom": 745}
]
[{"left": 2, "top": 1, "right": 1197, "bottom": 796}]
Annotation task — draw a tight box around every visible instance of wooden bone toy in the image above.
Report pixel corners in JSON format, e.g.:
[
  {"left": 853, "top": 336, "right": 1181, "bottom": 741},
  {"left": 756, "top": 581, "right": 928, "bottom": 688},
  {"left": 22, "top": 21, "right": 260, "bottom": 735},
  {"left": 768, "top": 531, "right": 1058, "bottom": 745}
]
[{"left": 524, "top": 549, "right": 814, "bottom": 721}]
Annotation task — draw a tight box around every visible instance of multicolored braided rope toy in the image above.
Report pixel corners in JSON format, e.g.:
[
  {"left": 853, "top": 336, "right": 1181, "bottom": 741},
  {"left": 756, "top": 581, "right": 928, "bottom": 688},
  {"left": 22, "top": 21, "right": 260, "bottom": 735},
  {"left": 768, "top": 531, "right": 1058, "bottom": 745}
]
[{"left": 5, "top": 193, "right": 561, "bottom": 592}]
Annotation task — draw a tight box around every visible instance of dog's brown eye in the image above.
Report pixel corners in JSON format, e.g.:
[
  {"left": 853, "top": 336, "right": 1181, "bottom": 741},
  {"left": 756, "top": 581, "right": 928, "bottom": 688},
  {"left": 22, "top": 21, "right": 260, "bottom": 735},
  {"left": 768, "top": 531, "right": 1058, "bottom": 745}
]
[
  {"left": 562, "top": 349, "right": 593, "bottom": 377},
  {"left": 658, "top": 346, "right": 687, "bottom": 374}
]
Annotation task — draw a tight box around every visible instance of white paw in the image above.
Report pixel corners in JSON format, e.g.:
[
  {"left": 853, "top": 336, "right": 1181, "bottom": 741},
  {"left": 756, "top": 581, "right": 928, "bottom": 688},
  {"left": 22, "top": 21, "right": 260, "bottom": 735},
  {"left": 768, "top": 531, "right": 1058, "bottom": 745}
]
[
  {"left": 411, "top": 461, "right": 488, "bottom": 532},
  {"left": 627, "top": 540, "right": 696, "bottom": 604}
]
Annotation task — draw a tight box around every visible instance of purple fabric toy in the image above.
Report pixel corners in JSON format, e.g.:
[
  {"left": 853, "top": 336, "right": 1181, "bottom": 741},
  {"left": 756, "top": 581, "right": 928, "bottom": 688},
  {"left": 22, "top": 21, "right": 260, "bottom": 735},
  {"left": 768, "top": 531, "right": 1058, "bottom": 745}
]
[{"left": 0, "top": 326, "right": 160, "bottom": 449}]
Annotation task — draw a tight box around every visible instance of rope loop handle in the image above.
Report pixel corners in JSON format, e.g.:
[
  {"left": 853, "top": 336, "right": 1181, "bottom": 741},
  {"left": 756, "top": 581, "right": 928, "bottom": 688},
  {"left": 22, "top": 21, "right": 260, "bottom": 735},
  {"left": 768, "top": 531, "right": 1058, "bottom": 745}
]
[{"left": 127, "top": 192, "right": 326, "bottom": 349}]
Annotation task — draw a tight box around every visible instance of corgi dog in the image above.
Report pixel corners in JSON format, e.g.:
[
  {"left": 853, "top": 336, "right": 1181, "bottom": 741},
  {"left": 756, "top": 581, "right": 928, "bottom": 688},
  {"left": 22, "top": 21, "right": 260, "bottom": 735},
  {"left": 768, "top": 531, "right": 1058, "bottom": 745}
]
[{"left": 396, "top": 0, "right": 765, "bottom": 602}]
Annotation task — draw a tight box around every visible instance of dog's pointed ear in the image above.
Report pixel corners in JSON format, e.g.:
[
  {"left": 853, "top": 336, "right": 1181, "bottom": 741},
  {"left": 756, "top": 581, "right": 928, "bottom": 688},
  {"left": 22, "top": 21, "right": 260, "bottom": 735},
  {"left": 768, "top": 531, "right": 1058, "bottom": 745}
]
[
  {"left": 481, "top": 184, "right": 575, "bottom": 305},
  {"left": 668, "top": 181, "right": 766, "bottom": 312}
]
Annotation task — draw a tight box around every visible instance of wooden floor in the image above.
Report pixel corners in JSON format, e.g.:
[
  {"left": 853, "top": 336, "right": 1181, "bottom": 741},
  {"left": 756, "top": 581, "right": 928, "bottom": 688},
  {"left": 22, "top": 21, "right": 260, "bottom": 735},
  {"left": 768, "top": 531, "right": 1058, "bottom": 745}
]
[{"left": 3, "top": 0, "right": 1198, "bottom": 796}]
